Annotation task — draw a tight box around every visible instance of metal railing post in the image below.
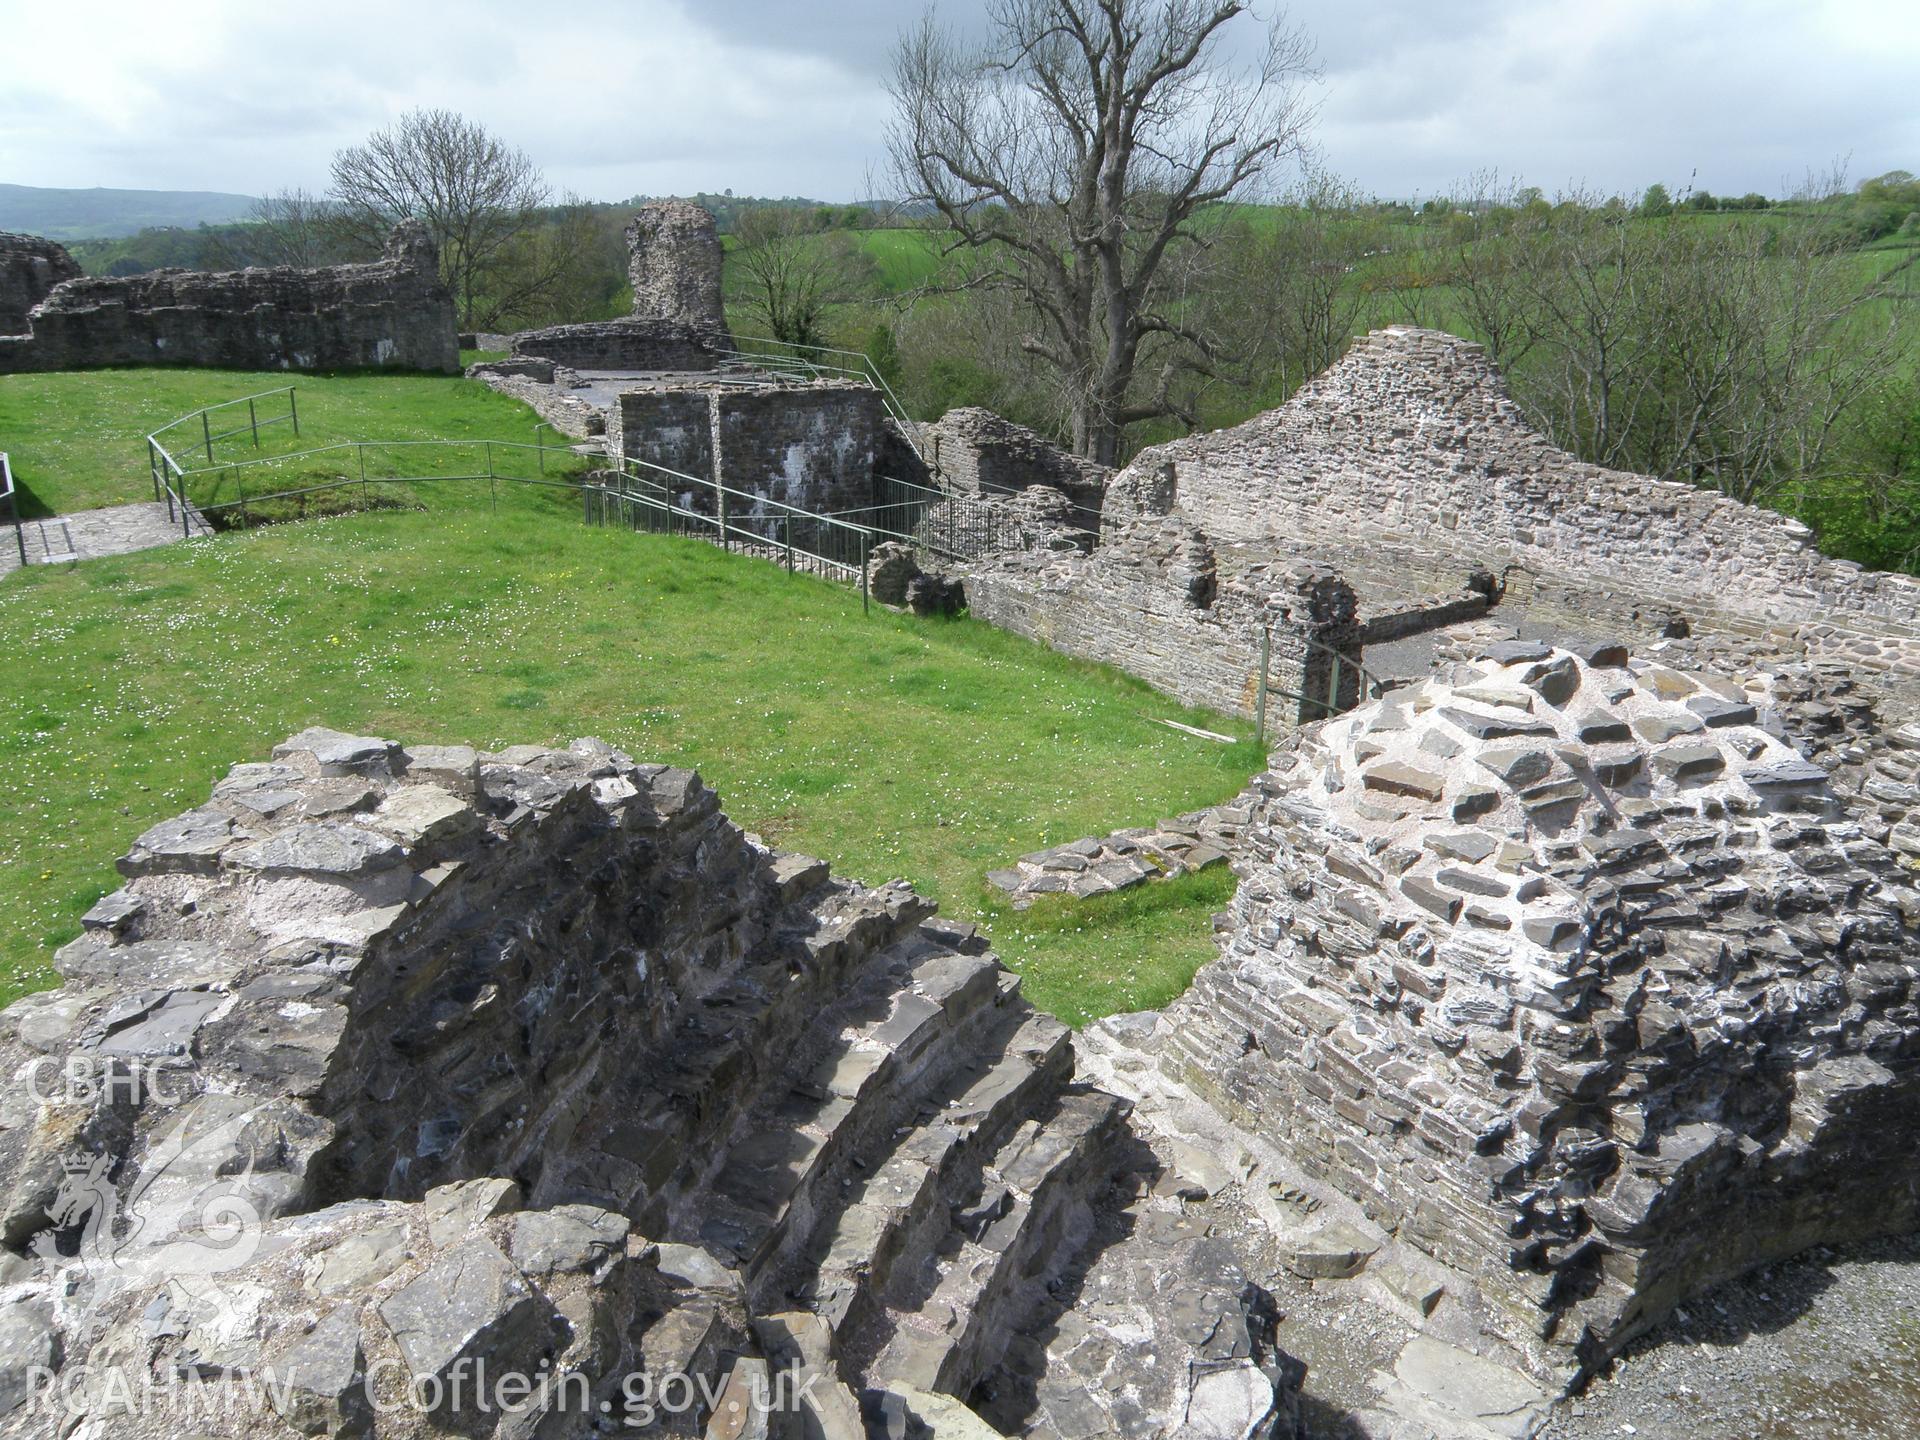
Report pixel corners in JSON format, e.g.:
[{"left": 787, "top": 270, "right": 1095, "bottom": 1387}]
[
  {"left": 3, "top": 456, "right": 24, "bottom": 568},
  {"left": 202, "top": 411, "right": 214, "bottom": 464},
  {"left": 1254, "top": 628, "right": 1271, "bottom": 743},
  {"left": 288, "top": 388, "right": 299, "bottom": 437},
  {"left": 861, "top": 533, "right": 871, "bottom": 615},
  {"left": 248, "top": 398, "right": 260, "bottom": 448},
  {"left": 1326, "top": 651, "right": 1341, "bottom": 720}
]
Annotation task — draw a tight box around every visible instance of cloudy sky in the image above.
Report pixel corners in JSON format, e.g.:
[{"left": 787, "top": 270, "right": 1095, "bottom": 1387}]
[{"left": 3, "top": 0, "right": 1914, "bottom": 203}]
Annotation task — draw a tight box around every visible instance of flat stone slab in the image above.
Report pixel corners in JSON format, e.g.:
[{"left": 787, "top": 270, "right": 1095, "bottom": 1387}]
[
  {"left": 1363, "top": 761, "right": 1447, "bottom": 803},
  {"left": 1, "top": 500, "right": 210, "bottom": 578},
  {"left": 989, "top": 789, "right": 1253, "bottom": 907},
  {"left": 228, "top": 822, "right": 406, "bottom": 877},
  {"left": 1371, "top": 1336, "right": 1552, "bottom": 1440}
]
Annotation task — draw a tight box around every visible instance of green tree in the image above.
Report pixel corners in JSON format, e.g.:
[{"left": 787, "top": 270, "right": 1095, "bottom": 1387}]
[
  {"left": 1640, "top": 183, "right": 1674, "bottom": 217},
  {"left": 729, "top": 205, "right": 876, "bottom": 348},
  {"left": 864, "top": 323, "right": 904, "bottom": 390}
]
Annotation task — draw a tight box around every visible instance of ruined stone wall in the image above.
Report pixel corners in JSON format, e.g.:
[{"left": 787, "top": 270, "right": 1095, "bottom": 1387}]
[
  {"left": 606, "top": 389, "right": 713, "bottom": 490},
  {"left": 502, "top": 200, "right": 731, "bottom": 372},
  {"left": 714, "top": 385, "right": 885, "bottom": 515},
  {"left": 1112, "top": 326, "right": 1920, "bottom": 645},
  {"left": 0, "top": 232, "right": 80, "bottom": 334},
  {"left": 609, "top": 381, "right": 887, "bottom": 519},
  {"left": 509, "top": 316, "right": 716, "bottom": 371},
  {"left": 0, "top": 728, "right": 1294, "bottom": 1435},
  {"left": 464, "top": 356, "right": 606, "bottom": 437},
  {"left": 626, "top": 199, "right": 729, "bottom": 341},
  {"left": 0, "top": 223, "right": 458, "bottom": 375},
  {"left": 965, "top": 516, "right": 1362, "bottom": 723},
  {"left": 1157, "top": 639, "right": 1920, "bottom": 1380},
  {"left": 926, "top": 407, "right": 1110, "bottom": 517}
]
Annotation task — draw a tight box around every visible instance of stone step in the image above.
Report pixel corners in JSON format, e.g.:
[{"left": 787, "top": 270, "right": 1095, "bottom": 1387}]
[
  {"left": 783, "top": 1006, "right": 1075, "bottom": 1337},
  {"left": 698, "top": 939, "right": 1015, "bottom": 1277},
  {"left": 750, "top": 1311, "right": 868, "bottom": 1440},
  {"left": 547, "top": 881, "right": 937, "bottom": 1230},
  {"left": 859, "top": 1087, "right": 1129, "bottom": 1405},
  {"left": 769, "top": 851, "right": 831, "bottom": 903}
]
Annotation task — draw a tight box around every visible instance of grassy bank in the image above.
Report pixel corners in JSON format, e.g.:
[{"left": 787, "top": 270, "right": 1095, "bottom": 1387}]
[
  {"left": 0, "top": 363, "right": 555, "bottom": 516},
  {"left": 0, "top": 443, "right": 1259, "bottom": 1020}
]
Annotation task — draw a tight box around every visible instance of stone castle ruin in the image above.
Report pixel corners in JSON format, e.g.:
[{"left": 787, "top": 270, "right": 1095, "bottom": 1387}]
[
  {"left": 960, "top": 326, "right": 1920, "bottom": 737},
  {"left": 498, "top": 198, "right": 734, "bottom": 375},
  {"left": 0, "top": 730, "right": 1295, "bottom": 1438},
  {"left": 0, "top": 222, "right": 458, "bottom": 375},
  {"left": 11, "top": 198, "right": 1920, "bottom": 1432},
  {"left": 470, "top": 200, "right": 910, "bottom": 524},
  {"left": 1156, "top": 639, "right": 1920, "bottom": 1375},
  {"left": 0, "top": 233, "right": 82, "bottom": 335}
]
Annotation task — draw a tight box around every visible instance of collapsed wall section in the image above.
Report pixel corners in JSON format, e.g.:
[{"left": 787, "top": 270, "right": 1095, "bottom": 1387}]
[
  {"left": 626, "top": 199, "right": 729, "bottom": 341},
  {"left": 0, "top": 727, "right": 1294, "bottom": 1435},
  {"left": 925, "top": 406, "right": 1111, "bottom": 517},
  {"left": 1157, "top": 638, "right": 1920, "bottom": 1379},
  {"left": 507, "top": 200, "right": 731, "bottom": 370},
  {"left": 1111, "top": 326, "right": 1920, "bottom": 647},
  {"left": 0, "top": 222, "right": 458, "bottom": 375},
  {"left": 0, "top": 232, "right": 80, "bottom": 335},
  {"left": 508, "top": 316, "right": 716, "bottom": 371}
]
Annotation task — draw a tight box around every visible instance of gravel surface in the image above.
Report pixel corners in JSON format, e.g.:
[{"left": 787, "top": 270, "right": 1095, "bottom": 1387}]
[{"left": 1541, "top": 1233, "right": 1920, "bottom": 1440}]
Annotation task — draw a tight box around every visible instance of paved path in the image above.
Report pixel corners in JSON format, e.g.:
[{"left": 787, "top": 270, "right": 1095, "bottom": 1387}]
[{"left": 2, "top": 501, "right": 210, "bottom": 577}]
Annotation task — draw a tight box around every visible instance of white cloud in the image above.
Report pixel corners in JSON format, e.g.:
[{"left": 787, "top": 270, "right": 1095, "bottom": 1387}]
[{"left": 0, "top": 0, "right": 1913, "bottom": 202}]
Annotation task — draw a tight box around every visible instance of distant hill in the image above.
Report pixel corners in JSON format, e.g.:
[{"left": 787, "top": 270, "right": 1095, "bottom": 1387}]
[{"left": 0, "top": 183, "right": 259, "bottom": 241}]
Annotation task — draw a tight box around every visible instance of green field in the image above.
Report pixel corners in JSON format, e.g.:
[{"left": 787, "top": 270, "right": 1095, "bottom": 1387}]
[
  {"left": 0, "top": 364, "right": 557, "bottom": 517},
  {"left": 0, "top": 367, "right": 1262, "bottom": 1022}
]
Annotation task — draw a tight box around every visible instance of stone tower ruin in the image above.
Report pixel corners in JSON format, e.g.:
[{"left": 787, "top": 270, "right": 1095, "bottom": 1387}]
[{"left": 625, "top": 198, "right": 729, "bottom": 341}]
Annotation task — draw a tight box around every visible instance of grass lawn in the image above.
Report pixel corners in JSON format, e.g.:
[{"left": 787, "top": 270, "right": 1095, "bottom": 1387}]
[
  {"left": 0, "top": 390, "right": 1261, "bottom": 1021},
  {"left": 0, "top": 364, "right": 555, "bottom": 517}
]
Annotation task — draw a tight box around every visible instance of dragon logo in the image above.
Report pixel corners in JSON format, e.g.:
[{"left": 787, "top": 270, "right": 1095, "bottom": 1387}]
[{"left": 31, "top": 1098, "right": 274, "bottom": 1333}]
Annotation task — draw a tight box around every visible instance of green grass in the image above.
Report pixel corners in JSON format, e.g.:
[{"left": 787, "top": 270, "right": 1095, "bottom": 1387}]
[
  {"left": 984, "top": 865, "right": 1240, "bottom": 1027},
  {"left": 854, "top": 229, "right": 949, "bottom": 292},
  {"left": 0, "top": 394, "right": 1260, "bottom": 1019},
  {"left": 0, "top": 364, "right": 557, "bottom": 517}
]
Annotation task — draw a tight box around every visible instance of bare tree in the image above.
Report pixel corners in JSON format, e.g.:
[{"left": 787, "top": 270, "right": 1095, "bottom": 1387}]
[
  {"left": 729, "top": 207, "right": 878, "bottom": 348},
  {"left": 1232, "top": 168, "right": 1384, "bottom": 394},
  {"left": 1433, "top": 172, "right": 1543, "bottom": 375},
  {"left": 215, "top": 188, "right": 368, "bottom": 270},
  {"left": 888, "top": 0, "right": 1317, "bottom": 463},
  {"left": 328, "top": 109, "right": 551, "bottom": 327}
]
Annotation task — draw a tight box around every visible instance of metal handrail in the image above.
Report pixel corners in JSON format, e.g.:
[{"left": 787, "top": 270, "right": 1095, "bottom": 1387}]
[
  {"left": 153, "top": 436, "right": 591, "bottom": 529},
  {"left": 587, "top": 461, "right": 883, "bottom": 613},
  {"left": 150, "top": 385, "right": 298, "bottom": 466},
  {"left": 600, "top": 452, "right": 902, "bottom": 546},
  {"left": 1, "top": 452, "right": 24, "bottom": 566},
  {"left": 719, "top": 334, "right": 922, "bottom": 461}
]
